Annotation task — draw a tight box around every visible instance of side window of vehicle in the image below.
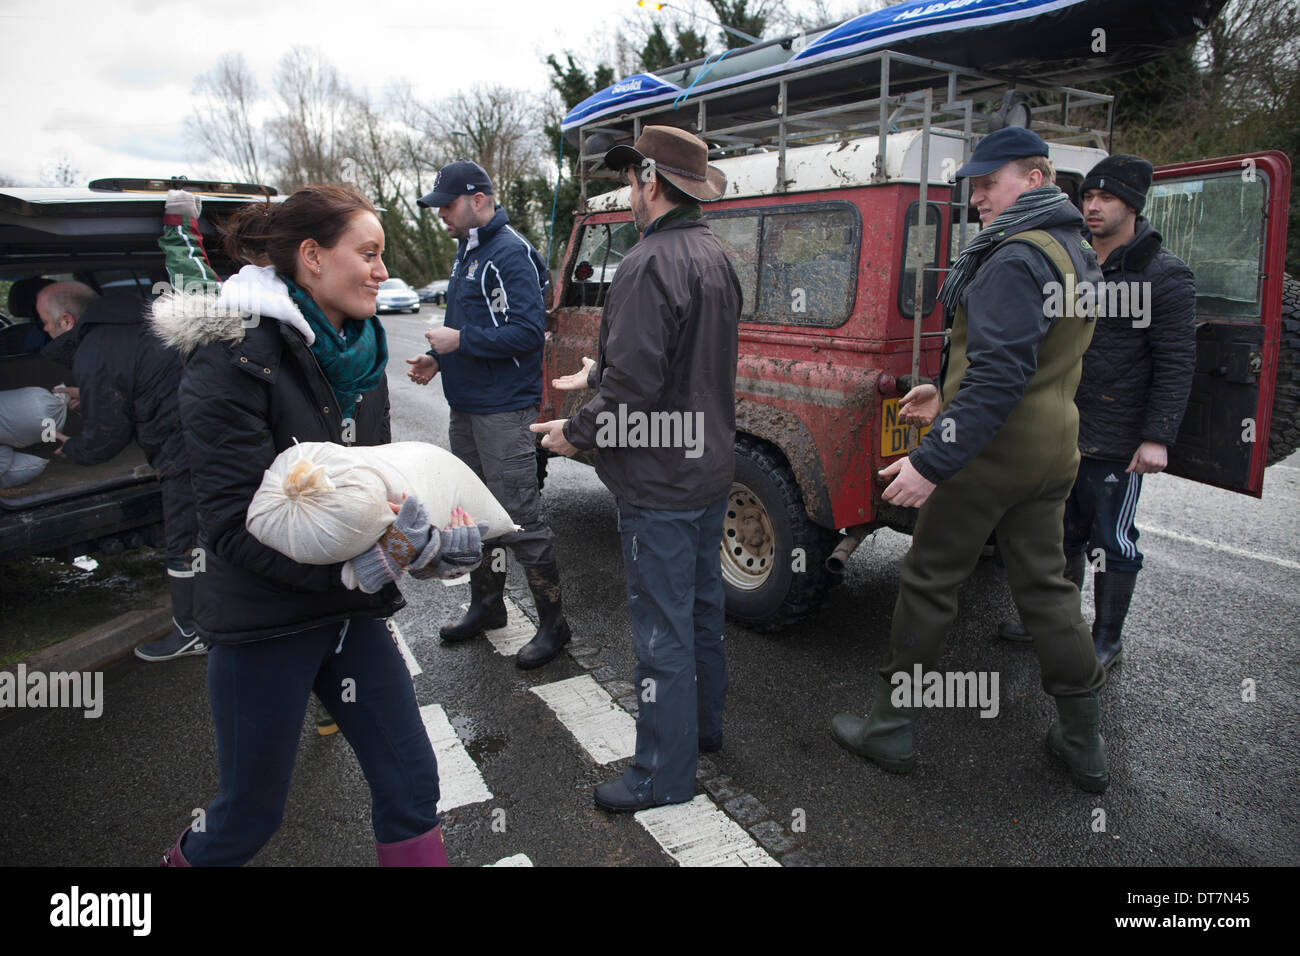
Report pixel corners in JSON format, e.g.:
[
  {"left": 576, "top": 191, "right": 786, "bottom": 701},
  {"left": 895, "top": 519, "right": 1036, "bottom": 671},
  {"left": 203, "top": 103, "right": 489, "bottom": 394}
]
[
  {"left": 706, "top": 213, "right": 759, "bottom": 317},
  {"left": 1145, "top": 172, "right": 1267, "bottom": 320},
  {"left": 899, "top": 201, "right": 942, "bottom": 319},
  {"left": 564, "top": 220, "right": 640, "bottom": 308},
  {"left": 755, "top": 206, "right": 858, "bottom": 327}
]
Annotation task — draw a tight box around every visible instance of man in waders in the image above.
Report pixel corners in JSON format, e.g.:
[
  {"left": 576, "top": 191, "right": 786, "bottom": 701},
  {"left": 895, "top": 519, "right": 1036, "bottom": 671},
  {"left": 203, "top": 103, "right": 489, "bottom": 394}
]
[{"left": 830, "top": 126, "right": 1111, "bottom": 792}]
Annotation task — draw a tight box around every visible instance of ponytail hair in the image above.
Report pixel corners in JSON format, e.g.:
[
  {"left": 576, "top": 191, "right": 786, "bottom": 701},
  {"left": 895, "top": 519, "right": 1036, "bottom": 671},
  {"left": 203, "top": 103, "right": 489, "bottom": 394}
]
[{"left": 221, "top": 184, "right": 378, "bottom": 276}]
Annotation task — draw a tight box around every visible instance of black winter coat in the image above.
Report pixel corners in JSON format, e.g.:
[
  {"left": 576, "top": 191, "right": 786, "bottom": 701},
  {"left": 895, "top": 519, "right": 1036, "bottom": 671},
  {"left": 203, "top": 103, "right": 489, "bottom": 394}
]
[
  {"left": 151, "top": 292, "right": 402, "bottom": 644},
  {"left": 59, "top": 290, "right": 189, "bottom": 478},
  {"left": 1076, "top": 218, "right": 1196, "bottom": 460}
]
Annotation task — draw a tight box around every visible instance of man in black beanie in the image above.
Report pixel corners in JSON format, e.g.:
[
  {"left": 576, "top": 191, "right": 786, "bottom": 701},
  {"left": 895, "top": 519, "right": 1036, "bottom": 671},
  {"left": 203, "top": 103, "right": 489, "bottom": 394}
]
[{"left": 999, "top": 153, "right": 1196, "bottom": 671}]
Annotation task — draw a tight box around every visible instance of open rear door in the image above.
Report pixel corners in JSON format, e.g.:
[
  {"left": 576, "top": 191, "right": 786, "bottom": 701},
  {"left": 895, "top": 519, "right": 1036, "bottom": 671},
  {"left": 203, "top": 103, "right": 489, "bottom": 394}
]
[{"left": 1147, "top": 150, "right": 1292, "bottom": 497}]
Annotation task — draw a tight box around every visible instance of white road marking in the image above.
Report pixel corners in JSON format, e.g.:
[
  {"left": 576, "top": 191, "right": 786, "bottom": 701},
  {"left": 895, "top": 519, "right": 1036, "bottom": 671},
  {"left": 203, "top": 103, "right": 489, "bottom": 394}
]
[
  {"left": 1137, "top": 523, "right": 1300, "bottom": 572},
  {"left": 419, "top": 703, "right": 493, "bottom": 812},
  {"left": 486, "top": 853, "right": 534, "bottom": 867},
  {"left": 441, "top": 574, "right": 470, "bottom": 587},
  {"left": 529, "top": 675, "right": 637, "bottom": 765},
  {"left": 635, "top": 795, "right": 780, "bottom": 867},
  {"left": 484, "top": 598, "right": 537, "bottom": 656},
  {"left": 389, "top": 620, "right": 422, "bottom": 677}
]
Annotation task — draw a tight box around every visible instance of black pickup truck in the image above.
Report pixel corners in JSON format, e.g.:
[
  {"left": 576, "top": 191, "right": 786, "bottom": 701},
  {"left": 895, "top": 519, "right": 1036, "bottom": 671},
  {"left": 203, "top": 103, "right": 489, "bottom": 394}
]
[{"left": 0, "top": 179, "right": 270, "bottom": 562}]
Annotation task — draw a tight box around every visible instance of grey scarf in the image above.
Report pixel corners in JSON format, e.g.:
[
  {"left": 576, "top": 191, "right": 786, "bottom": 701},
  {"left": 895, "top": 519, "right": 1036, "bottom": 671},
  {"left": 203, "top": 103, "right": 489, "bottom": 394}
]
[{"left": 938, "top": 185, "right": 1071, "bottom": 314}]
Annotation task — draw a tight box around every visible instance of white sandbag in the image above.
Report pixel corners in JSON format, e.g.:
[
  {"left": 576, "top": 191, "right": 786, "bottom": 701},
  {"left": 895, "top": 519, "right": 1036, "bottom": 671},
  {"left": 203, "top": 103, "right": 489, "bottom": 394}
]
[
  {"left": 0, "top": 387, "right": 68, "bottom": 448},
  {"left": 246, "top": 440, "right": 520, "bottom": 565},
  {"left": 0, "top": 445, "right": 50, "bottom": 489}
]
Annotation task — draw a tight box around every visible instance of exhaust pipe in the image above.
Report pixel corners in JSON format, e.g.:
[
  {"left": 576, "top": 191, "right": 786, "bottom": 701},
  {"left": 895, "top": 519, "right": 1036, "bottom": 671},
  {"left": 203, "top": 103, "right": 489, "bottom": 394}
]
[{"left": 826, "top": 524, "right": 873, "bottom": 574}]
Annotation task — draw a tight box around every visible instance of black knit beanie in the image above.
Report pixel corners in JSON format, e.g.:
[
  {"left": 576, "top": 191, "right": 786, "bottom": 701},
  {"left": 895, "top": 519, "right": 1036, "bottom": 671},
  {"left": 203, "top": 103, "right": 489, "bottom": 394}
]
[{"left": 1080, "top": 154, "right": 1154, "bottom": 213}]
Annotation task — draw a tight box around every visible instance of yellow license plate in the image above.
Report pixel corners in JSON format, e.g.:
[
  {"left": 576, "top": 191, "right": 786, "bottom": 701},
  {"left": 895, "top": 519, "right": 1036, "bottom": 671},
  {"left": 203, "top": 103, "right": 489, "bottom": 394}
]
[{"left": 881, "top": 398, "right": 931, "bottom": 457}]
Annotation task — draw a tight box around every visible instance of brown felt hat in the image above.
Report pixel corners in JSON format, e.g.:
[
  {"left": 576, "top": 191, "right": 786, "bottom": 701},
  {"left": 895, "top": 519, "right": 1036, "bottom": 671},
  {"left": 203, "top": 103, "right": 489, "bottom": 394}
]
[{"left": 604, "top": 126, "right": 726, "bottom": 202}]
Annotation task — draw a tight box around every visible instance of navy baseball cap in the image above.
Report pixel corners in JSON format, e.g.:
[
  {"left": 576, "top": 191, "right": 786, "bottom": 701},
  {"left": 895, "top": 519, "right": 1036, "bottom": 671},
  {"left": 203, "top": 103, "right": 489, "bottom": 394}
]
[
  {"left": 417, "top": 160, "right": 494, "bottom": 208},
  {"left": 954, "top": 127, "right": 1051, "bottom": 179}
]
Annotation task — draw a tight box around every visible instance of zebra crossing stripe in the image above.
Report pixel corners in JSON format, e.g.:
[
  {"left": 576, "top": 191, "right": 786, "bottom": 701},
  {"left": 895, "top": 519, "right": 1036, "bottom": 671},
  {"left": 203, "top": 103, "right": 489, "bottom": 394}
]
[
  {"left": 389, "top": 620, "right": 422, "bottom": 677},
  {"left": 486, "top": 853, "right": 534, "bottom": 867},
  {"left": 529, "top": 675, "right": 637, "bottom": 765},
  {"left": 419, "top": 703, "right": 493, "bottom": 812},
  {"left": 483, "top": 598, "right": 537, "bottom": 656},
  {"left": 635, "top": 795, "right": 780, "bottom": 867}
]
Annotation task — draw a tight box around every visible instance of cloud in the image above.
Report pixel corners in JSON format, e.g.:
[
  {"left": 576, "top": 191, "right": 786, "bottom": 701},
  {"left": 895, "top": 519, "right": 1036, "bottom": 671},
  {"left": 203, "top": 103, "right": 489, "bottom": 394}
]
[{"left": 1, "top": 0, "right": 630, "bottom": 187}]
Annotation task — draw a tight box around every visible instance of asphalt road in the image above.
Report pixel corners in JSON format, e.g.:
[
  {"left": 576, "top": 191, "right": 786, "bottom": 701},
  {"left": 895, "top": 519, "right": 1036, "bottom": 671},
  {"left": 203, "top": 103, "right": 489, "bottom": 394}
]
[{"left": 1, "top": 306, "right": 1296, "bottom": 867}]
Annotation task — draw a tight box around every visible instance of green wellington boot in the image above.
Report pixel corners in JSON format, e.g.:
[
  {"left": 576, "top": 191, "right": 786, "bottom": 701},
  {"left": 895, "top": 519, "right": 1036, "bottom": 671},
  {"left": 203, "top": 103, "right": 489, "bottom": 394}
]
[
  {"left": 1047, "top": 694, "right": 1110, "bottom": 793},
  {"left": 830, "top": 674, "right": 919, "bottom": 773}
]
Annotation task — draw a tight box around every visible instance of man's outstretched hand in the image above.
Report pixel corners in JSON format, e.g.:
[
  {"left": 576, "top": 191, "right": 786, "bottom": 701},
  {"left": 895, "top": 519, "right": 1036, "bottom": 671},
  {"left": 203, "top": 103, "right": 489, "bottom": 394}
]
[
  {"left": 898, "top": 383, "right": 940, "bottom": 427},
  {"left": 530, "top": 419, "right": 578, "bottom": 458},
  {"left": 406, "top": 354, "right": 439, "bottom": 385},
  {"left": 552, "top": 357, "right": 595, "bottom": 391}
]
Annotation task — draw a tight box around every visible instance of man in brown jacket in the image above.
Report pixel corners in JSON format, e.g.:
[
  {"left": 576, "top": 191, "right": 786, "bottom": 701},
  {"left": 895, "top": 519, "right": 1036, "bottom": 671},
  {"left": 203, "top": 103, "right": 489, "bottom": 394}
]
[{"left": 532, "top": 126, "right": 742, "bottom": 812}]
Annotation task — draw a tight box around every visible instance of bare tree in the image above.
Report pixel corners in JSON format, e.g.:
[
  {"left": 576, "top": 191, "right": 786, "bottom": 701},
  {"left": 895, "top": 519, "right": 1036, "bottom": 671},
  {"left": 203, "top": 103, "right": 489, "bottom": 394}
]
[
  {"left": 187, "top": 53, "right": 267, "bottom": 184},
  {"left": 771, "top": 0, "right": 886, "bottom": 34},
  {"left": 267, "top": 47, "right": 358, "bottom": 190},
  {"left": 342, "top": 86, "right": 457, "bottom": 284},
  {"left": 40, "top": 157, "right": 81, "bottom": 187},
  {"left": 419, "top": 84, "right": 547, "bottom": 201}
]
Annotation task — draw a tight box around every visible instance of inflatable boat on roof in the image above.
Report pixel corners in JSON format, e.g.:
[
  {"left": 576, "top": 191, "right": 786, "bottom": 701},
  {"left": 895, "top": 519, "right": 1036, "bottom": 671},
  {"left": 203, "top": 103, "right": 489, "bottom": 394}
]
[{"left": 562, "top": 0, "right": 1226, "bottom": 145}]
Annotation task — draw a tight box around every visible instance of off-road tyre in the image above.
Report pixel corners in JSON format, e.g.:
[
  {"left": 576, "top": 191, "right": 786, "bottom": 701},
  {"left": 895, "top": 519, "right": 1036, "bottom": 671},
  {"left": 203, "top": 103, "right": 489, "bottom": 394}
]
[
  {"left": 1266, "top": 274, "right": 1300, "bottom": 466},
  {"left": 722, "top": 436, "right": 839, "bottom": 632}
]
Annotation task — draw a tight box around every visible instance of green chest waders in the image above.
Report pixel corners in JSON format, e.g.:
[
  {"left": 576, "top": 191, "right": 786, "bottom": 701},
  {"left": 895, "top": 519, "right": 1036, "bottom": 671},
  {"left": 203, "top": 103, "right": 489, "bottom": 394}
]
[{"left": 883, "top": 229, "right": 1106, "bottom": 699}]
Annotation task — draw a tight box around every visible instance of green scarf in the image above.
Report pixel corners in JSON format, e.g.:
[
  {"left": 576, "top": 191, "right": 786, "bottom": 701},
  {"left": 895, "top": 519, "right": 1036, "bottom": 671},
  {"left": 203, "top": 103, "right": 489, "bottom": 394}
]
[
  {"left": 644, "top": 203, "right": 703, "bottom": 236},
  {"left": 281, "top": 276, "right": 388, "bottom": 420}
]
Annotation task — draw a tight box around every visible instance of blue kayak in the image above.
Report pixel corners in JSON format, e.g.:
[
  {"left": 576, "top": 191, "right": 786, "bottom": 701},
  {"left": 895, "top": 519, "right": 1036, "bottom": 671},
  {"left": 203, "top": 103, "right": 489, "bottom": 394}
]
[{"left": 563, "top": 0, "right": 1225, "bottom": 141}]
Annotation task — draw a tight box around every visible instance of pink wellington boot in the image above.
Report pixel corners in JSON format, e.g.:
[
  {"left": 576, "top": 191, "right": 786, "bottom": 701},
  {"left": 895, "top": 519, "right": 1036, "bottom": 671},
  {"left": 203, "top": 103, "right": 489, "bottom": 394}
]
[
  {"left": 375, "top": 824, "right": 450, "bottom": 867},
  {"left": 159, "top": 826, "right": 192, "bottom": 867}
]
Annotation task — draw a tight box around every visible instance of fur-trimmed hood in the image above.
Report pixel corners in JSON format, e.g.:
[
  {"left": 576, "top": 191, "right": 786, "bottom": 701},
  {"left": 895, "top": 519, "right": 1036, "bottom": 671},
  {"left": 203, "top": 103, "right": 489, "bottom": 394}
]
[{"left": 150, "top": 264, "right": 315, "bottom": 354}]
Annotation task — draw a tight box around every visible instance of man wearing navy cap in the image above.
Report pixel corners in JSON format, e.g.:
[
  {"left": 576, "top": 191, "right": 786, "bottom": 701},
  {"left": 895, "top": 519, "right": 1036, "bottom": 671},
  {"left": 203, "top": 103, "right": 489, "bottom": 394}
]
[
  {"left": 830, "top": 126, "right": 1112, "bottom": 792},
  {"left": 406, "top": 160, "right": 573, "bottom": 669},
  {"left": 999, "top": 154, "right": 1195, "bottom": 671}
]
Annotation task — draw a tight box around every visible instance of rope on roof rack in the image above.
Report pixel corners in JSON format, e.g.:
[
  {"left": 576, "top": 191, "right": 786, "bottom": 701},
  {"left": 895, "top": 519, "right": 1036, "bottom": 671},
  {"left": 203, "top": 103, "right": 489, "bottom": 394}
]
[{"left": 672, "top": 48, "right": 735, "bottom": 112}]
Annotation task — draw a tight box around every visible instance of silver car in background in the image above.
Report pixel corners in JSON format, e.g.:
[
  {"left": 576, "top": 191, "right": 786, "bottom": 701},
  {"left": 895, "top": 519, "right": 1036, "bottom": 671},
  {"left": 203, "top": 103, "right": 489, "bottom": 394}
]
[{"left": 376, "top": 277, "right": 420, "bottom": 313}]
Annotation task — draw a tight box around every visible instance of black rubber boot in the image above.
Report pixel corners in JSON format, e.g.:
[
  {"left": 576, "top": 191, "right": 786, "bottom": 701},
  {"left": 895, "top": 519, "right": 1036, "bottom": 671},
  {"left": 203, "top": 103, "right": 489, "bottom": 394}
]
[
  {"left": 1092, "top": 569, "right": 1137, "bottom": 670},
  {"left": 830, "top": 674, "right": 919, "bottom": 773},
  {"left": 998, "top": 551, "right": 1087, "bottom": 643},
  {"left": 439, "top": 565, "right": 507, "bottom": 644},
  {"left": 1047, "top": 694, "right": 1109, "bottom": 793},
  {"left": 516, "top": 563, "right": 572, "bottom": 670},
  {"left": 135, "top": 575, "right": 206, "bottom": 662}
]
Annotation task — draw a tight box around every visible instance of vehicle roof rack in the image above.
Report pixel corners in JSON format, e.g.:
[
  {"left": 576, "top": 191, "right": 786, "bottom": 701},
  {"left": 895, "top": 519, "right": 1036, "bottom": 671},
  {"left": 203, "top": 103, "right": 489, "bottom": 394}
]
[
  {"left": 573, "top": 49, "right": 1113, "bottom": 203},
  {"left": 88, "top": 177, "right": 277, "bottom": 198}
]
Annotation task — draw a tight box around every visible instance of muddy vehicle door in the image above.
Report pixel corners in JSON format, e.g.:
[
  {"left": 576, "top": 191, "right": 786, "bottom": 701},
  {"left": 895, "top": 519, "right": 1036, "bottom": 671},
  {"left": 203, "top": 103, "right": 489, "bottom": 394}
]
[{"left": 1146, "top": 151, "right": 1295, "bottom": 496}]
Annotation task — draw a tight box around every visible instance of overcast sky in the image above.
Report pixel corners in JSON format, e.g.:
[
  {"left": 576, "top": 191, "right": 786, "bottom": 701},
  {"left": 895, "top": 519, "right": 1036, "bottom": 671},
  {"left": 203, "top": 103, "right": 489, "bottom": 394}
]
[{"left": 0, "top": 0, "right": 658, "bottom": 185}]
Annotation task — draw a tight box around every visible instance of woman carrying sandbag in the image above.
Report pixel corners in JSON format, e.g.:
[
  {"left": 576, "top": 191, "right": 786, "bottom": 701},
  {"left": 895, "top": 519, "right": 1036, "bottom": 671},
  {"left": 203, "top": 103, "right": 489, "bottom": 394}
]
[{"left": 150, "top": 184, "right": 482, "bottom": 867}]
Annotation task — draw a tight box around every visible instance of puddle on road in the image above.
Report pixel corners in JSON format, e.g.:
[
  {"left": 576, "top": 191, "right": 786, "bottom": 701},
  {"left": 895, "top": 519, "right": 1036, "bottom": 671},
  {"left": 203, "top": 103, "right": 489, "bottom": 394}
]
[
  {"left": 0, "top": 551, "right": 169, "bottom": 666},
  {"left": 451, "top": 712, "right": 508, "bottom": 764}
]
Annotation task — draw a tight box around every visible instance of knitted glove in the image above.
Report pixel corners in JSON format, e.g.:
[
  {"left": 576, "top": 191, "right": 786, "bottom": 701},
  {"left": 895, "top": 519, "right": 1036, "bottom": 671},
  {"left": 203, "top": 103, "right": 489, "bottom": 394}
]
[
  {"left": 165, "top": 189, "right": 201, "bottom": 221},
  {"left": 346, "top": 495, "right": 434, "bottom": 593},
  {"left": 409, "top": 520, "right": 490, "bottom": 580}
]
